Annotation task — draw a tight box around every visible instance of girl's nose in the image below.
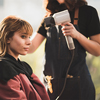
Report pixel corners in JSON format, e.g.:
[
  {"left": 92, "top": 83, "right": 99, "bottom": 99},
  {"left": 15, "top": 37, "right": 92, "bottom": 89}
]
[{"left": 26, "top": 38, "right": 31, "bottom": 45}]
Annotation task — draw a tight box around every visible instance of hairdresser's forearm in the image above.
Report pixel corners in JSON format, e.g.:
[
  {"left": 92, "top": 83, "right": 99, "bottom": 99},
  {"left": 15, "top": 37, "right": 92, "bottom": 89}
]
[
  {"left": 28, "top": 33, "right": 45, "bottom": 53},
  {"left": 76, "top": 33, "right": 100, "bottom": 56}
]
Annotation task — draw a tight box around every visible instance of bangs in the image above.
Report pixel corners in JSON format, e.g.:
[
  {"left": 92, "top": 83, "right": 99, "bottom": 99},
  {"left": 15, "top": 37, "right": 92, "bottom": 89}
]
[{"left": 21, "top": 22, "right": 33, "bottom": 36}]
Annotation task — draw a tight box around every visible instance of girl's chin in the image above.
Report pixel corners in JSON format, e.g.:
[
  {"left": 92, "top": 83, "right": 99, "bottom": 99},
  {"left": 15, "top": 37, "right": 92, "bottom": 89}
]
[{"left": 20, "top": 52, "right": 28, "bottom": 55}]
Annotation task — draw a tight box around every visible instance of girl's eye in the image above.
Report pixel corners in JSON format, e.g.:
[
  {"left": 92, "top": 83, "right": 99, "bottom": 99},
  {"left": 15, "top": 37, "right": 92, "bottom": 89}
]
[{"left": 21, "top": 35, "right": 26, "bottom": 38}]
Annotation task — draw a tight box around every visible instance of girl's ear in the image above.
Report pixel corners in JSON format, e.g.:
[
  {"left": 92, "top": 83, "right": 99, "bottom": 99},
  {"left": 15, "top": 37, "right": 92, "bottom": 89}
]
[{"left": 7, "top": 38, "right": 11, "bottom": 43}]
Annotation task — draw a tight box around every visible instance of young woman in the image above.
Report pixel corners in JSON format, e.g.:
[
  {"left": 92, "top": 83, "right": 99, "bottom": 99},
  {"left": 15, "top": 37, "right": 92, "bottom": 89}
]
[
  {"left": 28, "top": 0, "right": 100, "bottom": 100},
  {"left": 0, "top": 15, "right": 50, "bottom": 100}
]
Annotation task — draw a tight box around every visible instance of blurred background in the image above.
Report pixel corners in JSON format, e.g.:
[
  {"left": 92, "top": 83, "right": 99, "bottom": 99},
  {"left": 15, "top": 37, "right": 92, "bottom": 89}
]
[{"left": 0, "top": 0, "right": 100, "bottom": 99}]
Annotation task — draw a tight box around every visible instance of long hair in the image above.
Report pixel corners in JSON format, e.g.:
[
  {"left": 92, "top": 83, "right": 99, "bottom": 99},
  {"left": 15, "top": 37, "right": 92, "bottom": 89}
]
[
  {"left": 0, "top": 15, "right": 33, "bottom": 57},
  {"left": 44, "top": 0, "right": 87, "bottom": 16}
]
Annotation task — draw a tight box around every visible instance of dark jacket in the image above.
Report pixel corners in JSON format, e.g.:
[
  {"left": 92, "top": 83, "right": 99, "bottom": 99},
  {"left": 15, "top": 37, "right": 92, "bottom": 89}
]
[{"left": 0, "top": 54, "right": 50, "bottom": 100}]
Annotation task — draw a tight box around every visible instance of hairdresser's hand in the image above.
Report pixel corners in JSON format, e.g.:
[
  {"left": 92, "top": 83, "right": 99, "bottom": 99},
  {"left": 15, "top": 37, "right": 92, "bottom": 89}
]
[{"left": 61, "top": 22, "right": 80, "bottom": 39}]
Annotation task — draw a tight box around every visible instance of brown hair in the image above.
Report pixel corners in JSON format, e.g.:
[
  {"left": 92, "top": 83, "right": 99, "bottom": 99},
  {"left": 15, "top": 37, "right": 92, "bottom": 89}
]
[
  {"left": 0, "top": 15, "right": 33, "bottom": 57},
  {"left": 44, "top": 0, "right": 87, "bottom": 16}
]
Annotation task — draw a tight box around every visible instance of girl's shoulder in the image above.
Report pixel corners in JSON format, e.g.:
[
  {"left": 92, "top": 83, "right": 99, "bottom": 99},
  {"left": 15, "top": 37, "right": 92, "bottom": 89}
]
[
  {"left": 0, "top": 57, "right": 12, "bottom": 67},
  {"left": 0, "top": 57, "right": 18, "bottom": 82}
]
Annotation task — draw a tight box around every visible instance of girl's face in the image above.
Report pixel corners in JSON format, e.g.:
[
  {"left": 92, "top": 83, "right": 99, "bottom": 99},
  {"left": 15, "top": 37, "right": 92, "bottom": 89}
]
[
  {"left": 7, "top": 30, "right": 31, "bottom": 60},
  {"left": 57, "top": 0, "right": 65, "bottom": 4}
]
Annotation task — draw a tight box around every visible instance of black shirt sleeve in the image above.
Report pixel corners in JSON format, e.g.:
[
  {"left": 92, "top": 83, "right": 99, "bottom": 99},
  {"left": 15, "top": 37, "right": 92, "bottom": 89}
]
[
  {"left": 87, "top": 6, "right": 100, "bottom": 37},
  {"left": 36, "top": 19, "right": 47, "bottom": 37}
]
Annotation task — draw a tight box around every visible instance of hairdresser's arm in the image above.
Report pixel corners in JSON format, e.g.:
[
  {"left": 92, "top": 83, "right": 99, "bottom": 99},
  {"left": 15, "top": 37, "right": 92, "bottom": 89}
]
[
  {"left": 76, "top": 32, "right": 100, "bottom": 56},
  {"left": 28, "top": 33, "right": 45, "bottom": 53},
  {"left": 62, "top": 22, "right": 100, "bottom": 56}
]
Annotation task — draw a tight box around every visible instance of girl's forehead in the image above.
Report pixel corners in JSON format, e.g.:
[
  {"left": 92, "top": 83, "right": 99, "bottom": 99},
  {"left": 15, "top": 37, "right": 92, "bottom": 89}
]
[
  {"left": 18, "top": 29, "right": 32, "bottom": 36},
  {"left": 19, "top": 29, "right": 27, "bottom": 33},
  {"left": 17, "top": 25, "right": 33, "bottom": 36}
]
